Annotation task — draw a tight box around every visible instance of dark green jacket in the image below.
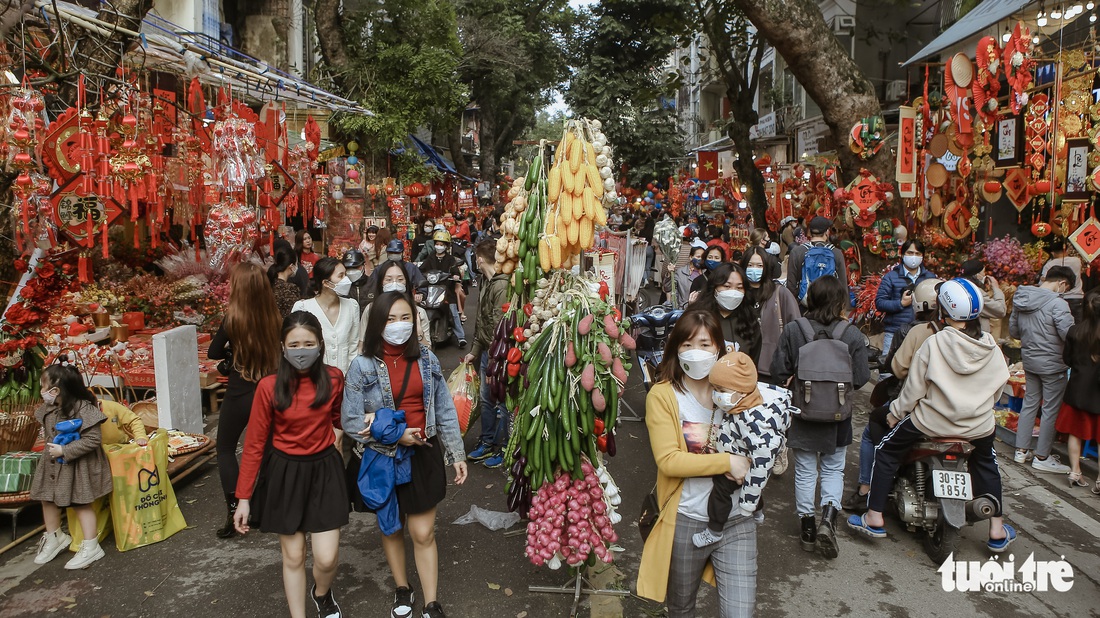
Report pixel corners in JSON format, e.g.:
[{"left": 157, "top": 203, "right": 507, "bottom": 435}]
[{"left": 470, "top": 273, "right": 511, "bottom": 359}]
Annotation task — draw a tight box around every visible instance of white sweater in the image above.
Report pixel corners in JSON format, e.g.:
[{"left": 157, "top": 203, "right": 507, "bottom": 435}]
[{"left": 292, "top": 297, "right": 361, "bottom": 374}]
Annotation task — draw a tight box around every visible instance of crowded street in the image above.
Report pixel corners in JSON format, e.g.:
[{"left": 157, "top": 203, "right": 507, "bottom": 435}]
[
  {"left": 0, "top": 291, "right": 1097, "bottom": 618},
  {"left": 4, "top": 0, "right": 1100, "bottom": 617}
]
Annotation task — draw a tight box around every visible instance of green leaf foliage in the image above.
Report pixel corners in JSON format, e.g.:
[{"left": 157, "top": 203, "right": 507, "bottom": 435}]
[
  {"left": 323, "top": 0, "right": 467, "bottom": 150},
  {"left": 565, "top": 0, "right": 692, "bottom": 186}
]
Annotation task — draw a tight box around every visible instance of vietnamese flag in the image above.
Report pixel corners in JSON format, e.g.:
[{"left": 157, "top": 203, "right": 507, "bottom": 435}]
[{"left": 697, "top": 151, "right": 719, "bottom": 181}]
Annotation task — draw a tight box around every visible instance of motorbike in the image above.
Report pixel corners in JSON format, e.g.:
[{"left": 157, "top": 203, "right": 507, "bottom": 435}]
[
  {"left": 889, "top": 437, "right": 1000, "bottom": 563},
  {"left": 420, "top": 270, "right": 456, "bottom": 346},
  {"left": 629, "top": 303, "right": 683, "bottom": 393}
]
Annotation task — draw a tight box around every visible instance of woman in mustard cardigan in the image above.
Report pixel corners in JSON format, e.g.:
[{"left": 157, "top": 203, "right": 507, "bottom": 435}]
[{"left": 637, "top": 309, "right": 755, "bottom": 617}]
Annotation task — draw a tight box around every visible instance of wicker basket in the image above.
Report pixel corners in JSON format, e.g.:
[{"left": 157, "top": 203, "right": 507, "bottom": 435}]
[
  {"left": 131, "top": 399, "right": 160, "bottom": 428},
  {"left": 0, "top": 409, "right": 41, "bottom": 454}
]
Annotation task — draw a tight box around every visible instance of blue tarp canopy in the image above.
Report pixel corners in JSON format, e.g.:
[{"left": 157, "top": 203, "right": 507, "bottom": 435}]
[{"left": 393, "top": 135, "right": 475, "bottom": 182}]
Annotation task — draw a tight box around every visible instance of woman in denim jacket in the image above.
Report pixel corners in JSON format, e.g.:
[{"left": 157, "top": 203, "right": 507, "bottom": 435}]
[{"left": 342, "top": 291, "right": 467, "bottom": 618}]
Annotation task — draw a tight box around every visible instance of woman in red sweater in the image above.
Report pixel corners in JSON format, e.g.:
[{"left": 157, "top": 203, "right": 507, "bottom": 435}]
[{"left": 234, "top": 311, "right": 347, "bottom": 618}]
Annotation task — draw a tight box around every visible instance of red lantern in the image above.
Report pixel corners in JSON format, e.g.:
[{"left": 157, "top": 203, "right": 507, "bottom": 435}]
[
  {"left": 404, "top": 182, "right": 428, "bottom": 198},
  {"left": 1031, "top": 221, "right": 1052, "bottom": 237}
]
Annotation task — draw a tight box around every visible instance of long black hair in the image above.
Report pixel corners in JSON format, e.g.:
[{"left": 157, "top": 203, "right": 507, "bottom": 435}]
[
  {"left": 372, "top": 260, "right": 413, "bottom": 298},
  {"left": 268, "top": 245, "right": 297, "bottom": 284},
  {"left": 363, "top": 291, "right": 421, "bottom": 360},
  {"left": 740, "top": 246, "right": 777, "bottom": 308},
  {"left": 42, "top": 364, "right": 97, "bottom": 419},
  {"left": 273, "top": 311, "right": 332, "bottom": 411},
  {"left": 1081, "top": 289, "right": 1100, "bottom": 361},
  {"left": 694, "top": 262, "right": 760, "bottom": 359},
  {"left": 310, "top": 256, "right": 340, "bottom": 297},
  {"left": 803, "top": 275, "right": 848, "bottom": 325}
]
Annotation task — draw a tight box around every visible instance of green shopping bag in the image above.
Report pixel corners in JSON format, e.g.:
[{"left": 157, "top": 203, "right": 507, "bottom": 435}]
[{"left": 104, "top": 430, "right": 187, "bottom": 551}]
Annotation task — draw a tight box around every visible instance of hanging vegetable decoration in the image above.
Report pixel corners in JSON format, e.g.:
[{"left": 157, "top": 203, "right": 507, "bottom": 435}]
[
  {"left": 501, "top": 271, "right": 631, "bottom": 568},
  {"left": 542, "top": 119, "right": 615, "bottom": 270}
]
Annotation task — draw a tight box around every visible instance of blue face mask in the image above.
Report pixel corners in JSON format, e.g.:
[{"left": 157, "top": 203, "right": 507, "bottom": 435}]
[
  {"left": 745, "top": 266, "right": 764, "bottom": 283},
  {"left": 705, "top": 260, "right": 721, "bottom": 270},
  {"left": 691, "top": 258, "right": 703, "bottom": 268}
]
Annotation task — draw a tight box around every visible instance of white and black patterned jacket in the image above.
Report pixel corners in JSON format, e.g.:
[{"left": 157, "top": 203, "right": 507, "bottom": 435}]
[{"left": 714, "top": 383, "right": 795, "bottom": 516}]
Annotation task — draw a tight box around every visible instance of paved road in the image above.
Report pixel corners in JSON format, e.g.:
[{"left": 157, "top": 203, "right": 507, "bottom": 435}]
[{"left": 0, "top": 285, "right": 1097, "bottom": 617}]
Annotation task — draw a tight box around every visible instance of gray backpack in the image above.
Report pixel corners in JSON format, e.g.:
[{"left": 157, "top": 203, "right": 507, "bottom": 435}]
[{"left": 793, "top": 318, "right": 853, "bottom": 423}]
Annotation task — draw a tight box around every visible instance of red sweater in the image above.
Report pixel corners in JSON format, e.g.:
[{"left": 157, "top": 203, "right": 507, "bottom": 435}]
[
  {"left": 382, "top": 342, "right": 425, "bottom": 432},
  {"left": 236, "top": 366, "right": 344, "bottom": 500}
]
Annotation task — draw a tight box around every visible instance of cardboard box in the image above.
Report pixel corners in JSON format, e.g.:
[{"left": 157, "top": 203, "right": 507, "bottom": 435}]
[
  {"left": 0, "top": 451, "right": 38, "bottom": 475},
  {"left": 0, "top": 473, "right": 31, "bottom": 493}
]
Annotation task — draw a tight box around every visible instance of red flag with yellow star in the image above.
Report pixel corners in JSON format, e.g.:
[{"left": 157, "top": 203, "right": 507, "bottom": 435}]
[{"left": 697, "top": 151, "right": 718, "bottom": 181}]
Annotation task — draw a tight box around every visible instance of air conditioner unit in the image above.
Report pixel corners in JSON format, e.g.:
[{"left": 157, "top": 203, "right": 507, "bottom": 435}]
[
  {"left": 833, "top": 15, "right": 855, "bottom": 34},
  {"left": 886, "top": 80, "right": 907, "bottom": 102}
]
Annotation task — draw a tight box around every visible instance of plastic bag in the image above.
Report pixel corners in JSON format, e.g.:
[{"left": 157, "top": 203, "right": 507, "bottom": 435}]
[
  {"left": 448, "top": 362, "right": 480, "bottom": 435},
  {"left": 452, "top": 504, "right": 520, "bottom": 531},
  {"left": 104, "top": 430, "right": 187, "bottom": 551}
]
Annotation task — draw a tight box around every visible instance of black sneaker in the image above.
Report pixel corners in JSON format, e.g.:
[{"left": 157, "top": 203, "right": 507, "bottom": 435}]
[
  {"left": 392, "top": 586, "right": 415, "bottom": 618},
  {"left": 422, "top": 601, "right": 447, "bottom": 618},
  {"left": 310, "top": 585, "right": 341, "bottom": 618},
  {"left": 458, "top": 339, "right": 468, "bottom": 348}
]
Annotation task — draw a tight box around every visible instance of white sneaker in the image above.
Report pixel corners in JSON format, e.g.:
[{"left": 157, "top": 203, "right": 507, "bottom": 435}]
[
  {"left": 64, "top": 540, "right": 104, "bottom": 570},
  {"left": 772, "top": 449, "right": 789, "bottom": 476},
  {"left": 1032, "top": 454, "right": 1071, "bottom": 474},
  {"left": 691, "top": 528, "right": 723, "bottom": 548},
  {"left": 1013, "top": 449, "right": 1031, "bottom": 464},
  {"left": 33, "top": 530, "right": 72, "bottom": 564}
]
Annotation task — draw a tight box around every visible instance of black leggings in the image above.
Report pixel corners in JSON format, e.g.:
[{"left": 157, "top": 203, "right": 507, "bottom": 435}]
[
  {"left": 217, "top": 384, "right": 257, "bottom": 498},
  {"left": 867, "top": 416, "right": 1003, "bottom": 516}
]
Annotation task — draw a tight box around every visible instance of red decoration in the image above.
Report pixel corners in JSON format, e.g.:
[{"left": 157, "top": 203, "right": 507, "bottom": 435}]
[{"left": 696, "top": 151, "right": 718, "bottom": 181}]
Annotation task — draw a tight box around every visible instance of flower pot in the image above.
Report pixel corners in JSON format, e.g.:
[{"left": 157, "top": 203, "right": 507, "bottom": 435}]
[{"left": 110, "top": 324, "right": 129, "bottom": 343}]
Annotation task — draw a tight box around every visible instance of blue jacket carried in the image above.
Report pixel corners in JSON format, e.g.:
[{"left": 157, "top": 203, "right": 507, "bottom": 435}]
[
  {"left": 357, "top": 407, "right": 412, "bottom": 536},
  {"left": 875, "top": 263, "right": 938, "bottom": 333}
]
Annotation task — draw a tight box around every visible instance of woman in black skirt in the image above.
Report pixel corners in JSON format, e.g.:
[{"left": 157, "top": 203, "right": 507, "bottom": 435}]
[
  {"left": 343, "top": 292, "right": 468, "bottom": 618},
  {"left": 234, "top": 311, "right": 347, "bottom": 618},
  {"left": 207, "top": 261, "right": 282, "bottom": 538}
]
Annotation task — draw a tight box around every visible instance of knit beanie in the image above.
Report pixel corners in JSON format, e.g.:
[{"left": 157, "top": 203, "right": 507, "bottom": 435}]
[{"left": 709, "top": 351, "right": 763, "bottom": 412}]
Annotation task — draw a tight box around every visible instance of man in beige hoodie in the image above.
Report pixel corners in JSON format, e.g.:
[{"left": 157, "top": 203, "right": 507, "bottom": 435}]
[{"left": 847, "top": 279, "right": 1017, "bottom": 553}]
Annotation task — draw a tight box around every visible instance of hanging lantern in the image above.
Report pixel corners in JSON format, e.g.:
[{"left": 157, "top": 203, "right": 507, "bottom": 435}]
[{"left": 1031, "top": 221, "right": 1052, "bottom": 237}]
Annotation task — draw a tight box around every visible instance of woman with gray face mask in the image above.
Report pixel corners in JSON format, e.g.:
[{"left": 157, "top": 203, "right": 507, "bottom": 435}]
[{"left": 234, "top": 310, "right": 348, "bottom": 618}]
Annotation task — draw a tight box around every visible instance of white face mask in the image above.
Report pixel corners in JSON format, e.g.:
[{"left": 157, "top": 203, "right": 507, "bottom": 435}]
[
  {"left": 435, "top": 244, "right": 447, "bottom": 254},
  {"left": 678, "top": 349, "right": 718, "bottom": 381},
  {"left": 330, "top": 276, "right": 352, "bottom": 297},
  {"left": 712, "top": 390, "right": 746, "bottom": 412},
  {"left": 715, "top": 289, "right": 744, "bottom": 311},
  {"left": 903, "top": 255, "right": 923, "bottom": 270},
  {"left": 424, "top": 226, "right": 433, "bottom": 233},
  {"left": 346, "top": 268, "right": 363, "bottom": 282},
  {"left": 383, "top": 321, "right": 414, "bottom": 346},
  {"left": 382, "top": 281, "right": 406, "bottom": 293},
  {"left": 387, "top": 253, "right": 403, "bottom": 262},
  {"left": 41, "top": 387, "right": 58, "bottom": 405}
]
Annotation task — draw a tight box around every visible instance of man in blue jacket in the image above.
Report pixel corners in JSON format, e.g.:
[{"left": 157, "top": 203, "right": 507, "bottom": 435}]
[{"left": 875, "top": 239, "right": 937, "bottom": 364}]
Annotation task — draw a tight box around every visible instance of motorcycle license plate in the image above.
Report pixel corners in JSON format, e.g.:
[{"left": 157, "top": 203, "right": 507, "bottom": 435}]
[{"left": 932, "top": 470, "right": 972, "bottom": 500}]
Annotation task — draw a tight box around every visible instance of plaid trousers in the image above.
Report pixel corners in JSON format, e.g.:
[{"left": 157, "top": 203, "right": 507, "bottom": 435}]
[{"left": 666, "top": 514, "right": 757, "bottom": 618}]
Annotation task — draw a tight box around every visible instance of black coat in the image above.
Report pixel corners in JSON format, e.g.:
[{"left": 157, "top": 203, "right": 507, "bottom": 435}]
[{"left": 1063, "top": 324, "right": 1100, "bottom": 415}]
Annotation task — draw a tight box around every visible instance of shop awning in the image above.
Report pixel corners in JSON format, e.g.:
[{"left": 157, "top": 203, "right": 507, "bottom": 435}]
[
  {"left": 393, "top": 135, "right": 476, "bottom": 182},
  {"left": 902, "top": 0, "right": 1034, "bottom": 66},
  {"left": 37, "top": 0, "right": 371, "bottom": 114}
]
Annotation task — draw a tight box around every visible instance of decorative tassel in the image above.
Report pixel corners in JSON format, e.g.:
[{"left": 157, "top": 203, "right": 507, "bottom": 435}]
[
  {"left": 102, "top": 220, "right": 109, "bottom": 259},
  {"left": 78, "top": 255, "right": 91, "bottom": 283}
]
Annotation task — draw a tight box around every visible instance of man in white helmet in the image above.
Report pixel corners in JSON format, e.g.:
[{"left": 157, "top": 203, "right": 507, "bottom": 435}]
[{"left": 848, "top": 278, "right": 1016, "bottom": 553}]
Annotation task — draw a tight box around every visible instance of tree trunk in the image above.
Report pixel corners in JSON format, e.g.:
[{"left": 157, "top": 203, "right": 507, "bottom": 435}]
[
  {"left": 0, "top": 0, "right": 34, "bottom": 40},
  {"left": 314, "top": 0, "right": 350, "bottom": 80},
  {"left": 446, "top": 122, "right": 471, "bottom": 178},
  {"left": 725, "top": 93, "right": 768, "bottom": 228},
  {"left": 731, "top": 0, "right": 893, "bottom": 194},
  {"left": 479, "top": 104, "right": 499, "bottom": 183}
]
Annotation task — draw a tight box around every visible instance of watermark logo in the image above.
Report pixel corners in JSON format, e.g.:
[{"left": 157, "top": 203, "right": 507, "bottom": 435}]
[{"left": 938, "top": 553, "right": 1074, "bottom": 592}]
